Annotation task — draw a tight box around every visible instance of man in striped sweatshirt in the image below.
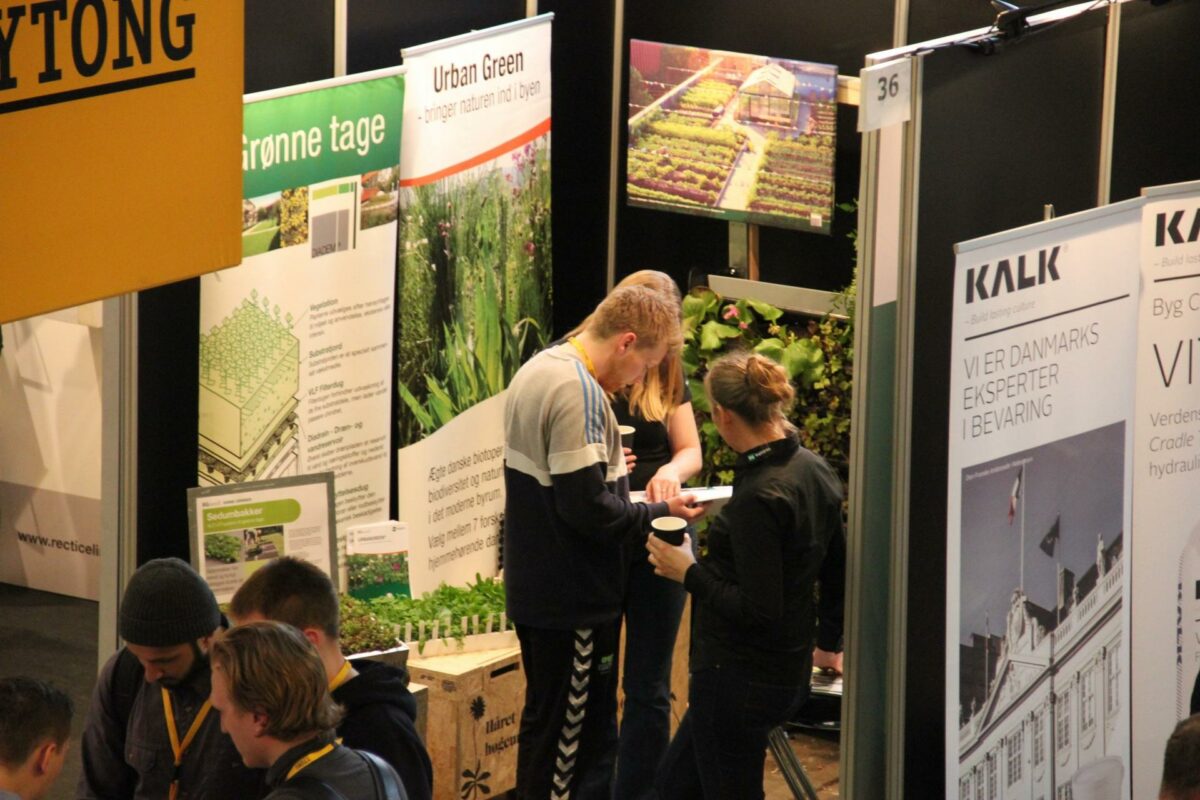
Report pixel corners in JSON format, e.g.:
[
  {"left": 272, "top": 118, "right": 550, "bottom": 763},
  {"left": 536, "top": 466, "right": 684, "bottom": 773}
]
[{"left": 503, "top": 285, "right": 705, "bottom": 800}]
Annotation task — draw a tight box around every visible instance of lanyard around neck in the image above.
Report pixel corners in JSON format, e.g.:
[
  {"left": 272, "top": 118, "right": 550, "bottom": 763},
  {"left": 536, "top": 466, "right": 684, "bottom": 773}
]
[
  {"left": 161, "top": 688, "right": 212, "bottom": 800},
  {"left": 567, "top": 337, "right": 598, "bottom": 380},
  {"left": 286, "top": 742, "right": 336, "bottom": 781},
  {"left": 328, "top": 660, "right": 352, "bottom": 692}
]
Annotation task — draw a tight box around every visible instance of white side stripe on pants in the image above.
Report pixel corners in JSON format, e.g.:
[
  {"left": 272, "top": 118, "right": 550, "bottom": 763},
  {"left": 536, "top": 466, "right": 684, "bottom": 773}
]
[{"left": 550, "top": 627, "right": 593, "bottom": 800}]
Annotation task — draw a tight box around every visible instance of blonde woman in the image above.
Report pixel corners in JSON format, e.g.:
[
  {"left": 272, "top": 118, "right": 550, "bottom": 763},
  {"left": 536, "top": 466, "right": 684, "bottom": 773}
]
[
  {"left": 612, "top": 272, "right": 701, "bottom": 799},
  {"left": 646, "top": 352, "right": 845, "bottom": 798},
  {"left": 565, "top": 270, "right": 702, "bottom": 799}
]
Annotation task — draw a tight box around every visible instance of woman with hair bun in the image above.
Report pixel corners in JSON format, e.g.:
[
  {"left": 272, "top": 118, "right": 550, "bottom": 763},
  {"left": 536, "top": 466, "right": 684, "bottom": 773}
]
[{"left": 646, "top": 351, "right": 845, "bottom": 798}]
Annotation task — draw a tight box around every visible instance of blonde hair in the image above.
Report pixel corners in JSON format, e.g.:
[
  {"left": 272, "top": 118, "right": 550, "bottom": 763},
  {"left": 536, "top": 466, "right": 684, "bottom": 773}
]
[
  {"left": 569, "top": 271, "right": 684, "bottom": 422},
  {"left": 210, "top": 621, "right": 343, "bottom": 740},
  {"left": 704, "top": 351, "right": 796, "bottom": 431}
]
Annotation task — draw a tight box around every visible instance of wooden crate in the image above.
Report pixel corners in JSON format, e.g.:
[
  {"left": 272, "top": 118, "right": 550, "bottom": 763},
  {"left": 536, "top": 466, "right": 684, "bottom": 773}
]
[{"left": 408, "top": 646, "right": 524, "bottom": 800}]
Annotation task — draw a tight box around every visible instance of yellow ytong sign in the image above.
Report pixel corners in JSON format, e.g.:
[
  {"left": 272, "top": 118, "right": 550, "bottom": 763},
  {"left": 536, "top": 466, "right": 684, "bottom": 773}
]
[{"left": 0, "top": 0, "right": 243, "bottom": 323}]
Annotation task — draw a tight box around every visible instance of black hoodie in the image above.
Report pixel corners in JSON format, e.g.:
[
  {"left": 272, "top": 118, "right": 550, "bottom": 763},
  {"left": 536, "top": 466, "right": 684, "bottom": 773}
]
[{"left": 332, "top": 659, "right": 433, "bottom": 800}]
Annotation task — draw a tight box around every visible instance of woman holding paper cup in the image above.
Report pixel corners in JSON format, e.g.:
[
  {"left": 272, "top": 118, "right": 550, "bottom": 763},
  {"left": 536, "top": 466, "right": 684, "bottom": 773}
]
[
  {"left": 646, "top": 351, "right": 845, "bottom": 798},
  {"left": 565, "top": 269, "right": 702, "bottom": 798}
]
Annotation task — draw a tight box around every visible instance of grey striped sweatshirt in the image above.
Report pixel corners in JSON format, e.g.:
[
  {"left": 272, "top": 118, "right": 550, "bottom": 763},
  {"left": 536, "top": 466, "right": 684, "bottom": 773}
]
[{"left": 502, "top": 344, "right": 668, "bottom": 628}]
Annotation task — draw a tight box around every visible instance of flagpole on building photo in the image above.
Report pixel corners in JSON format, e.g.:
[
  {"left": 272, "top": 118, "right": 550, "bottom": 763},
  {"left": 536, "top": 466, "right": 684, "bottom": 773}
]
[{"left": 1010, "top": 464, "right": 1025, "bottom": 593}]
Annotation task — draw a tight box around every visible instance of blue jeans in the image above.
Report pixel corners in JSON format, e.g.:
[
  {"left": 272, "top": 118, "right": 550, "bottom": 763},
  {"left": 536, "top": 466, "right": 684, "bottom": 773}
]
[
  {"left": 655, "top": 667, "right": 808, "bottom": 799},
  {"left": 614, "top": 554, "right": 687, "bottom": 800}
]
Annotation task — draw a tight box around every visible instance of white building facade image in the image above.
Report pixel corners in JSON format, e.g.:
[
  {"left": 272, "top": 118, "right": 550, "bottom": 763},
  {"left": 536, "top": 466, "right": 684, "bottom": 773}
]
[{"left": 959, "top": 534, "right": 1123, "bottom": 800}]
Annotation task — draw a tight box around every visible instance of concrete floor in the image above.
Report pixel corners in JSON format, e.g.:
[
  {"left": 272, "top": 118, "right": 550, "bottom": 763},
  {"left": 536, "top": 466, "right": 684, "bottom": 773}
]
[
  {"left": 765, "top": 727, "right": 841, "bottom": 799},
  {"left": 0, "top": 583, "right": 99, "bottom": 800}
]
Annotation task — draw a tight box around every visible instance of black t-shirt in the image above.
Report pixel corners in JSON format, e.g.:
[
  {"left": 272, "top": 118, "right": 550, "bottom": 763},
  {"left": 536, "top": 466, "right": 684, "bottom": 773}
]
[{"left": 612, "top": 380, "right": 692, "bottom": 492}]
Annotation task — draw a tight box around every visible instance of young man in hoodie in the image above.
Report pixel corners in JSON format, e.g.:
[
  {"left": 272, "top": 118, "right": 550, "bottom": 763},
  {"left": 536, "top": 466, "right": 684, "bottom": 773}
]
[{"left": 229, "top": 557, "right": 432, "bottom": 800}]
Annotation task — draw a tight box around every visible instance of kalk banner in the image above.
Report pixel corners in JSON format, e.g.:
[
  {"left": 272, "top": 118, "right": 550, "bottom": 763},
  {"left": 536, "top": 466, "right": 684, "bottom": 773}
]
[
  {"left": 1131, "top": 179, "right": 1200, "bottom": 799},
  {"left": 199, "top": 68, "right": 405, "bottom": 589},
  {"left": 945, "top": 200, "right": 1141, "bottom": 800},
  {"left": 396, "top": 15, "right": 553, "bottom": 595}
]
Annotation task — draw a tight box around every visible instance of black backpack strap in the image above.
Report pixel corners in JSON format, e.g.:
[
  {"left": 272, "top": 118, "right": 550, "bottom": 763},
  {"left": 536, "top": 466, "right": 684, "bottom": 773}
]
[
  {"left": 356, "top": 749, "right": 409, "bottom": 800},
  {"left": 111, "top": 647, "right": 145, "bottom": 733},
  {"left": 283, "top": 774, "right": 348, "bottom": 800}
]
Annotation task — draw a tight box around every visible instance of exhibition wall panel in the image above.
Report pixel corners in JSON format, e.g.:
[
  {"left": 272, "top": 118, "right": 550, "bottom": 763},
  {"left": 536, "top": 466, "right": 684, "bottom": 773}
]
[
  {"left": 245, "top": 0, "right": 336, "bottom": 93},
  {"left": 903, "top": 16, "right": 1107, "bottom": 795},
  {"left": 138, "top": 4, "right": 339, "bottom": 564},
  {"left": 616, "top": 0, "right": 891, "bottom": 294},
  {"left": 905, "top": 2, "right": 993, "bottom": 45},
  {"left": 534, "top": 0, "right": 618, "bottom": 335},
  {"left": 1110, "top": 0, "right": 1200, "bottom": 202},
  {"left": 137, "top": 281, "right": 201, "bottom": 563},
  {"left": 347, "top": 0, "right": 525, "bottom": 74}
]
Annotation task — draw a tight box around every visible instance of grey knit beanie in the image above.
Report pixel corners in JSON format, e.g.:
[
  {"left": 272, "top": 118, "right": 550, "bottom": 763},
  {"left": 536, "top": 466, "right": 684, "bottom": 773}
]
[{"left": 119, "top": 558, "right": 221, "bottom": 647}]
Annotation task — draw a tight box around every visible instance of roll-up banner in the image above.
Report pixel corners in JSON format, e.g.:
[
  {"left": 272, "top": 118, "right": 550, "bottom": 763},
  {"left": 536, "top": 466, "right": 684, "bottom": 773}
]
[
  {"left": 395, "top": 15, "right": 553, "bottom": 596},
  {"left": 1130, "top": 179, "right": 1200, "bottom": 799},
  {"left": 946, "top": 200, "right": 1141, "bottom": 800},
  {"left": 0, "top": 304, "right": 103, "bottom": 600},
  {"left": 0, "top": 0, "right": 243, "bottom": 323},
  {"left": 198, "top": 67, "right": 405, "bottom": 586}
]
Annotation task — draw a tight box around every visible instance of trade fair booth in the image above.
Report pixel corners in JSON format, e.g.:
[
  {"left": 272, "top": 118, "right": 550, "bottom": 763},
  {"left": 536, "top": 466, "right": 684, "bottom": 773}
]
[{"left": 1, "top": 1, "right": 1197, "bottom": 798}]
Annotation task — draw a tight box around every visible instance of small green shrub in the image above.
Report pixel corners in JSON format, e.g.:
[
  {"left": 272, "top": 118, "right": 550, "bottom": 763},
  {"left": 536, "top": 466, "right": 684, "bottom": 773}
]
[{"left": 339, "top": 594, "right": 402, "bottom": 656}]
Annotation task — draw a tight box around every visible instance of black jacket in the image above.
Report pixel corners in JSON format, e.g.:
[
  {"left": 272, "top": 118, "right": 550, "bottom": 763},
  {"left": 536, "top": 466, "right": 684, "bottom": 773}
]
[
  {"left": 265, "top": 735, "right": 404, "bottom": 799},
  {"left": 77, "top": 647, "right": 266, "bottom": 800},
  {"left": 332, "top": 660, "right": 432, "bottom": 800},
  {"left": 684, "top": 435, "right": 846, "bottom": 686}
]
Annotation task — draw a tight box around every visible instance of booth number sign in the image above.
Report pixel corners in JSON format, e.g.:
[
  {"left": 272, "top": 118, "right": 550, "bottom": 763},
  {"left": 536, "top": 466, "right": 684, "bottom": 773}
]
[{"left": 857, "top": 58, "right": 911, "bottom": 132}]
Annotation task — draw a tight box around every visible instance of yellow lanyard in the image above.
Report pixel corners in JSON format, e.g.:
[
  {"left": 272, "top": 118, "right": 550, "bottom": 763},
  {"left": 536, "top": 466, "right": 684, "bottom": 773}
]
[
  {"left": 161, "top": 689, "right": 212, "bottom": 800},
  {"left": 328, "top": 660, "right": 352, "bottom": 692},
  {"left": 567, "top": 337, "right": 597, "bottom": 379},
  {"left": 285, "top": 742, "right": 336, "bottom": 781}
]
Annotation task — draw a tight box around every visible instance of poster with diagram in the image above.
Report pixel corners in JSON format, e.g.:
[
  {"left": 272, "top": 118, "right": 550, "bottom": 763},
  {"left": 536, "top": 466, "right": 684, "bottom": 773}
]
[
  {"left": 396, "top": 16, "right": 553, "bottom": 594},
  {"left": 199, "top": 68, "right": 404, "bottom": 581}
]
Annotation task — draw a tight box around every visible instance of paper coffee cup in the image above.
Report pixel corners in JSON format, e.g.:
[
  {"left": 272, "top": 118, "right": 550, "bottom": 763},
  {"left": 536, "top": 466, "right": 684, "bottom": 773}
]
[
  {"left": 651, "top": 516, "right": 687, "bottom": 546},
  {"left": 619, "top": 425, "right": 636, "bottom": 449}
]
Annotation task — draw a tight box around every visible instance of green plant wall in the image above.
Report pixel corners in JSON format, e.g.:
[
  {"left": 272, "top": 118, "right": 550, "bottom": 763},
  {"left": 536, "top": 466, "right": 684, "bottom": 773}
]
[{"left": 682, "top": 280, "right": 854, "bottom": 490}]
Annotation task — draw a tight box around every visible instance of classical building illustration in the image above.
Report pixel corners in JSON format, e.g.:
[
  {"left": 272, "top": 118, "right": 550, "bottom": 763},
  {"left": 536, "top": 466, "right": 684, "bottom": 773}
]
[{"left": 959, "top": 534, "right": 1123, "bottom": 800}]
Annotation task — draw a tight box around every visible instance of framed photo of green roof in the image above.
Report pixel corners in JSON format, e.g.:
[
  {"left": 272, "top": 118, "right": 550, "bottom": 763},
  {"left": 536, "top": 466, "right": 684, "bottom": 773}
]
[{"left": 627, "top": 40, "right": 838, "bottom": 234}]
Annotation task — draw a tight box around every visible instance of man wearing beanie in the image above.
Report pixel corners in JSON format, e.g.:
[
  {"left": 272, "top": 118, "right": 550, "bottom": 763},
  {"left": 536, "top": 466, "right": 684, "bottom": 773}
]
[{"left": 77, "top": 557, "right": 266, "bottom": 800}]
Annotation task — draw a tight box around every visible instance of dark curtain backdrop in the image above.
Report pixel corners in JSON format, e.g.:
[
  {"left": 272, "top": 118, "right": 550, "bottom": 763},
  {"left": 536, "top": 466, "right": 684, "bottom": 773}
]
[{"left": 1110, "top": 0, "right": 1200, "bottom": 201}]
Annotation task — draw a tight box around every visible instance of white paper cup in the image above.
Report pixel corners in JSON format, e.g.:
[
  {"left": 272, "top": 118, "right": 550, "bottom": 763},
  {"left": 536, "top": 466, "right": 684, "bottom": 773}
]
[
  {"left": 619, "top": 425, "right": 636, "bottom": 449},
  {"left": 1069, "top": 756, "right": 1123, "bottom": 800},
  {"left": 651, "top": 516, "right": 687, "bottom": 546}
]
